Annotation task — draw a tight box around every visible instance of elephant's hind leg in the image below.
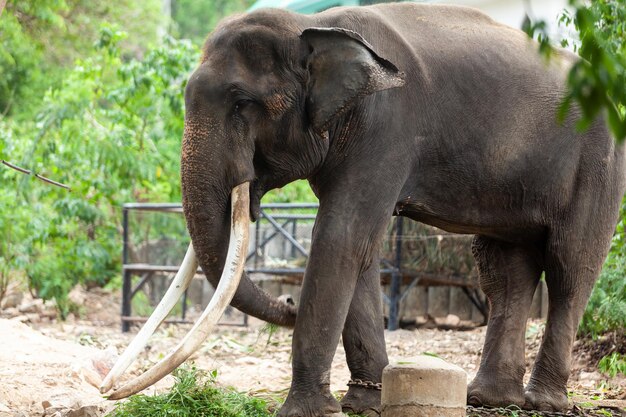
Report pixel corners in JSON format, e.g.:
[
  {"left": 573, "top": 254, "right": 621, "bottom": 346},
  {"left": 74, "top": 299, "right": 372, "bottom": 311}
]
[
  {"left": 468, "top": 236, "right": 543, "bottom": 408},
  {"left": 525, "top": 225, "right": 615, "bottom": 411},
  {"left": 340, "top": 259, "right": 388, "bottom": 417}
]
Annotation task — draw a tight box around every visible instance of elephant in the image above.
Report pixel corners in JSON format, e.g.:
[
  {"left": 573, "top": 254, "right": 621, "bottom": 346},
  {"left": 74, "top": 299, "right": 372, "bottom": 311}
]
[{"left": 101, "top": 3, "right": 625, "bottom": 417}]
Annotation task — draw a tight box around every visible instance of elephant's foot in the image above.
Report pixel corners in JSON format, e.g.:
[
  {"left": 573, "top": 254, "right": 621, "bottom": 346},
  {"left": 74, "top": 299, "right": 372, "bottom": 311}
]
[
  {"left": 340, "top": 386, "right": 381, "bottom": 417},
  {"left": 524, "top": 381, "right": 568, "bottom": 412},
  {"left": 467, "top": 374, "right": 525, "bottom": 408},
  {"left": 277, "top": 389, "right": 343, "bottom": 417}
]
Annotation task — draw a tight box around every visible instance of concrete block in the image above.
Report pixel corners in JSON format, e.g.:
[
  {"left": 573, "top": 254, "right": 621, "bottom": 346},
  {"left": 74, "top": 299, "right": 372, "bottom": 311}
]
[{"left": 382, "top": 356, "right": 467, "bottom": 417}]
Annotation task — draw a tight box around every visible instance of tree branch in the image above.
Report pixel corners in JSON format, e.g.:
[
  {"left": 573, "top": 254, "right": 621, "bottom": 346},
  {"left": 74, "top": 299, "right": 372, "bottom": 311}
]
[{"left": 1, "top": 160, "right": 71, "bottom": 191}]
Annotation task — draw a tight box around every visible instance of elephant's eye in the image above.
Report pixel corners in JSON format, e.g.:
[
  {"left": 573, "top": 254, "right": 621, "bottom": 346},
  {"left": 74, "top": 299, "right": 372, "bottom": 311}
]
[{"left": 233, "top": 99, "right": 254, "bottom": 114}]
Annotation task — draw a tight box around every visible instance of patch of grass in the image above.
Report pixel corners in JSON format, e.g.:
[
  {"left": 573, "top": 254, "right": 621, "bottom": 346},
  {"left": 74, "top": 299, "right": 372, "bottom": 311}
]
[
  {"left": 598, "top": 352, "right": 626, "bottom": 378},
  {"left": 106, "top": 366, "right": 276, "bottom": 417},
  {"left": 258, "top": 322, "right": 281, "bottom": 346}
]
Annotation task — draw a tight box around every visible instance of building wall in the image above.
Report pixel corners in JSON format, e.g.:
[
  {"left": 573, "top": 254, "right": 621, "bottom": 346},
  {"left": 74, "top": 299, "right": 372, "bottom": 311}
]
[{"left": 434, "top": 0, "right": 572, "bottom": 41}]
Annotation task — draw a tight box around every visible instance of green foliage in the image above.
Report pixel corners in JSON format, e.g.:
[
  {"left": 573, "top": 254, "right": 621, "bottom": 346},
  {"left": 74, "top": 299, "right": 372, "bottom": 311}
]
[
  {"left": 0, "top": 26, "right": 199, "bottom": 316},
  {"left": 579, "top": 246, "right": 626, "bottom": 338},
  {"left": 106, "top": 366, "right": 276, "bottom": 417},
  {"left": 171, "top": 0, "right": 255, "bottom": 45},
  {"left": 524, "top": 0, "right": 626, "bottom": 141},
  {"left": 1, "top": 0, "right": 274, "bottom": 317},
  {"left": 263, "top": 179, "right": 318, "bottom": 203},
  {"left": 598, "top": 352, "right": 626, "bottom": 377},
  {"left": 558, "top": 0, "right": 626, "bottom": 141},
  {"left": 0, "top": 0, "right": 164, "bottom": 115}
]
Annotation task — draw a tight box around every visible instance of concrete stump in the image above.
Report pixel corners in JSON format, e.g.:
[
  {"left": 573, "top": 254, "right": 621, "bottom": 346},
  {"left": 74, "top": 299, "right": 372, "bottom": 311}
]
[{"left": 382, "top": 356, "right": 467, "bottom": 417}]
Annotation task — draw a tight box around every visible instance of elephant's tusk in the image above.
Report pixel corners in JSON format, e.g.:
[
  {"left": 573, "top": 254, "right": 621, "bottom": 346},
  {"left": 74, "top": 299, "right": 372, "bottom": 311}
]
[
  {"left": 105, "top": 182, "right": 250, "bottom": 400},
  {"left": 100, "top": 243, "right": 199, "bottom": 394}
]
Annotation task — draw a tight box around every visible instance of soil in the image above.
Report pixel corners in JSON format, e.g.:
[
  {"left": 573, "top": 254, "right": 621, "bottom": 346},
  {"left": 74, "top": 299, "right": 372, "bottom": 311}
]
[{"left": 0, "top": 287, "right": 624, "bottom": 417}]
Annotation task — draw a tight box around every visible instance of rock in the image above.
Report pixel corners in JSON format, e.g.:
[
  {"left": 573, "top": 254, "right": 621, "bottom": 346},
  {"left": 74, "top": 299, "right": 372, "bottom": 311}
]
[
  {"left": 67, "top": 404, "right": 102, "bottom": 417},
  {"left": 42, "top": 400, "right": 52, "bottom": 410},
  {"left": 578, "top": 371, "right": 603, "bottom": 388},
  {"left": 90, "top": 347, "right": 118, "bottom": 379},
  {"left": 68, "top": 287, "right": 86, "bottom": 306},
  {"left": 19, "top": 299, "right": 43, "bottom": 314},
  {"left": 42, "top": 398, "right": 101, "bottom": 417},
  {"left": 26, "top": 313, "right": 41, "bottom": 323},
  {"left": 445, "top": 314, "right": 461, "bottom": 327},
  {"left": 382, "top": 356, "right": 467, "bottom": 417},
  {"left": 1, "top": 291, "right": 23, "bottom": 309},
  {"left": 71, "top": 346, "right": 118, "bottom": 388},
  {"left": 416, "top": 314, "right": 437, "bottom": 329},
  {"left": 2, "top": 307, "right": 19, "bottom": 318}
]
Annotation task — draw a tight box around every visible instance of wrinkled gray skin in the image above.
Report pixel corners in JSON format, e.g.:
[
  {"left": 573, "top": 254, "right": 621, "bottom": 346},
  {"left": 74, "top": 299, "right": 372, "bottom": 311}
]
[{"left": 181, "top": 3, "right": 625, "bottom": 416}]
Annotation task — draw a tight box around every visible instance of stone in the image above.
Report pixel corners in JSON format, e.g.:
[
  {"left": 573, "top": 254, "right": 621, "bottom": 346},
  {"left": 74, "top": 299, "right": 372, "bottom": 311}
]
[
  {"left": 2, "top": 307, "right": 19, "bottom": 318},
  {"left": 382, "top": 356, "right": 467, "bottom": 417},
  {"left": 26, "top": 313, "right": 41, "bottom": 323},
  {"left": 67, "top": 405, "right": 102, "bottom": 417},
  {"left": 444, "top": 314, "right": 461, "bottom": 327},
  {"left": 1, "top": 291, "right": 23, "bottom": 309},
  {"left": 68, "top": 286, "right": 86, "bottom": 306},
  {"left": 18, "top": 299, "right": 43, "bottom": 314}
]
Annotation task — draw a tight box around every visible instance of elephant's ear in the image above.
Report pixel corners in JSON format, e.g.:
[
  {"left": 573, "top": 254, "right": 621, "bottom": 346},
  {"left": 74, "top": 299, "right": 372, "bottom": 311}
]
[{"left": 300, "top": 27, "right": 405, "bottom": 134}]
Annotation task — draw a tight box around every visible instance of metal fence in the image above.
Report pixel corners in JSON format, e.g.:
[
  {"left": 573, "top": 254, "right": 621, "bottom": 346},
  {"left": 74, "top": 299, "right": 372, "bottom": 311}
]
[{"left": 119, "top": 203, "right": 488, "bottom": 332}]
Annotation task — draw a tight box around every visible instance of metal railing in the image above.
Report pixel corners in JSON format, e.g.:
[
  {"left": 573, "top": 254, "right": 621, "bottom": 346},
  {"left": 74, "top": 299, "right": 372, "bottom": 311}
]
[{"left": 119, "top": 203, "right": 486, "bottom": 332}]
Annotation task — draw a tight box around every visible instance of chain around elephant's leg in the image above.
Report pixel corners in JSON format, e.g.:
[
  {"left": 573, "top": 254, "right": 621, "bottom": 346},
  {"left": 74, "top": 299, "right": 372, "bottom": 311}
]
[
  {"left": 340, "top": 259, "right": 387, "bottom": 417},
  {"left": 468, "top": 236, "right": 543, "bottom": 408}
]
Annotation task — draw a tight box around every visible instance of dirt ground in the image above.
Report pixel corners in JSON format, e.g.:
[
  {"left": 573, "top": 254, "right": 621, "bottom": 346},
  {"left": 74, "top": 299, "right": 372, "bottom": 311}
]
[{"left": 0, "top": 287, "right": 624, "bottom": 417}]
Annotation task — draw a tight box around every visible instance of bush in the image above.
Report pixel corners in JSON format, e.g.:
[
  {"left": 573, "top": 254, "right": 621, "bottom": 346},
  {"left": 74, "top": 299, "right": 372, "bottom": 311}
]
[
  {"left": 579, "top": 250, "right": 626, "bottom": 338},
  {"left": 0, "top": 27, "right": 199, "bottom": 316}
]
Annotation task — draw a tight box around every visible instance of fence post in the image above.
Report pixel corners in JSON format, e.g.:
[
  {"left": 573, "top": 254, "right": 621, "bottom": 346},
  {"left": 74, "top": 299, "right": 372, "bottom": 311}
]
[
  {"left": 388, "top": 216, "right": 404, "bottom": 331},
  {"left": 121, "top": 207, "right": 131, "bottom": 332}
]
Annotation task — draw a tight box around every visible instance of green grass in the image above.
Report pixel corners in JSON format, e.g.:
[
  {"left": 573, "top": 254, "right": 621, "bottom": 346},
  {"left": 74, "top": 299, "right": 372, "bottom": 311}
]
[
  {"left": 106, "top": 366, "right": 277, "bottom": 417},
  {"left": 598, "top": 352, "right": 626, "bottom": 378},
  {"left": 106, "top": 365, "right": 371, "bottom": 417}
]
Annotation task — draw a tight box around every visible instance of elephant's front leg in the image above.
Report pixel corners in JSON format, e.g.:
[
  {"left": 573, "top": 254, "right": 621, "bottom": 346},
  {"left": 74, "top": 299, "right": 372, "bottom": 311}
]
[
  {"left": 278, "top": 212, "right": 388, "bottom": 417},
  {"left": 340, "top": 258, "right": 387, "bottom": 417}
]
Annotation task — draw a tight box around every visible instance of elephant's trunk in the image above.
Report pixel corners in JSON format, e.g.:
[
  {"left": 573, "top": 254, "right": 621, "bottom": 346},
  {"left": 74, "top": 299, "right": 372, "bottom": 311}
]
[
  {"left": 180, "top": 116, "right": 297, "bottom": 327},
  {"left": 99, "top": 117, "right": 298, "bottom": 399},
  {"left": 107, "top": 183, "right": 251, "bottom": 399}
]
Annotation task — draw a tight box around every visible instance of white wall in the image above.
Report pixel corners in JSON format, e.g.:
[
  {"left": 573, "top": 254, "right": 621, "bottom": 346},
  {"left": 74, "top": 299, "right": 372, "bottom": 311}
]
[{"left": 433, "top": 0, "right": 573, "bottom": 41}]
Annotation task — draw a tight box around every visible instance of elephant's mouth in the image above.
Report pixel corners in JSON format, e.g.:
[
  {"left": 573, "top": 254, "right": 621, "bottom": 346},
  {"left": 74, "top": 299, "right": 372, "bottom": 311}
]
[{"left": 250, "top": 179, "right": 263, "bottom": 222}]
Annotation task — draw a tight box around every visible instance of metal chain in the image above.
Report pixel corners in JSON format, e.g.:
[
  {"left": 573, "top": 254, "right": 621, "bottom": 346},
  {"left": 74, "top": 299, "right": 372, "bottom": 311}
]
[
  {"left": 347, "top": 379, "right": 382, "bottom": 391},
  {"left": 466, "top": 405, "right": 568, "bottom": 417},
  {"left": 466, "top": 405, "right": 620, "bottom": 417}
]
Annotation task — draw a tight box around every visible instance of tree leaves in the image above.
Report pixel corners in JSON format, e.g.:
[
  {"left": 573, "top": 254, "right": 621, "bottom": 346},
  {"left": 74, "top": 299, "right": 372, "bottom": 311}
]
[
  {"left": 525, "top": 0, "right": 626, "bottom": 142},
  {"left": 1, "top": 24, "right": 198, "bottom": 315}
]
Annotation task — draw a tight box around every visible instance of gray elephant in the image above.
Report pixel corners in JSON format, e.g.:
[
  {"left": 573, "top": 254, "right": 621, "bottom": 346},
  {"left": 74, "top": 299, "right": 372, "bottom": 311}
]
[{"left": 101, "top": 3, "right": 625, "bottom": 416}]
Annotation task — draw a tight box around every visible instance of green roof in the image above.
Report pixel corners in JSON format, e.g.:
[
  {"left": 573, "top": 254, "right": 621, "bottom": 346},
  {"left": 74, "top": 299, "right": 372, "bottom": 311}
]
[{"left": 248, "top": 0, "right": 359, "bottom": 14}]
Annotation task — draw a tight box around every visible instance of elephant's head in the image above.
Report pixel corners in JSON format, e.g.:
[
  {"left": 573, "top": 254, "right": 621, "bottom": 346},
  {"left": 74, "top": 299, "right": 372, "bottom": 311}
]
[
  {"left": 101, "top": 9, "right": 404, "bottom": 399},
  {"left": 182, "top": 15, "right": 403, "bottom": 286}
]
